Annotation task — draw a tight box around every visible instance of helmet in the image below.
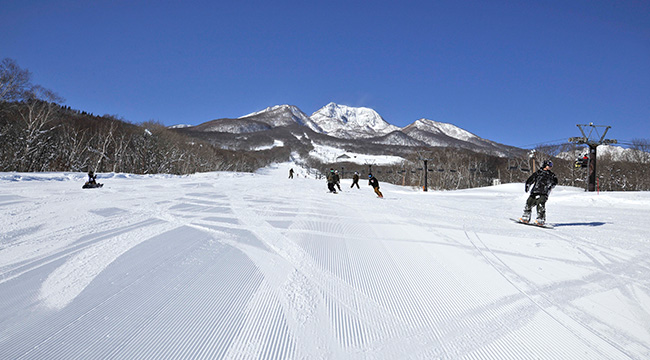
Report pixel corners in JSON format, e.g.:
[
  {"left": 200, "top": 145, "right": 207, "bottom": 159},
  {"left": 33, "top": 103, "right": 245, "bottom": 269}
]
[{"left": 542, "top": 160, "right": 553, "bottom": 168}]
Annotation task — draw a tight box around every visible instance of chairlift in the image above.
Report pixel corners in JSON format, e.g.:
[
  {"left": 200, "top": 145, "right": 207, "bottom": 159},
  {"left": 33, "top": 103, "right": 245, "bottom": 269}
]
[{"left": 507, "top": 158, "right": 519, "bottom": 170}]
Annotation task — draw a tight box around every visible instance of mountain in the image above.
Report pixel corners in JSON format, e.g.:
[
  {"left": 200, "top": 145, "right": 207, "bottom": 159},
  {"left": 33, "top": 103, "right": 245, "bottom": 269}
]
[
  {"left": 370, "top": 130, "right": 428, "bottom": 147},
  {"left": 190, "top": 118, "right": 272, "bottom": 133},
  {"left": 310, "top": 103, "right": 400, "bottom": 139},
  {"left": 174, "top": 102, "right": 522, "bottom": 157},
  {"left": 187, "top": 105, "right": 321, "bottom": 134},
  {"left": 402, "top": 119, "right": 517, "bottom": 156},
  {"left": 240, "top": 105, "right": 323, "bottom": 132}
]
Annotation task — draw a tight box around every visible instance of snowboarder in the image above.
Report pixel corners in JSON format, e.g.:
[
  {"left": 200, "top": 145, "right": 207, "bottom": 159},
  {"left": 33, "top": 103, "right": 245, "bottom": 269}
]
[
  {"left": 87, "top": 171, "right": 97, "bottom": 185},
  {"left": 368, "top": 173, "right": 383, "bottom": 198},
  {"left": 350, "top": 171, "right": 360, "bottom": 189},
  {"left": 520, "top": 160, "right": 558, "bottom": 225},
  {"left": 289, "top": 168, "right": 294, "bottom": 179},
  {"left": 82, "top": 170, "right": 103, "bottom": 189},
  {"left": 326, "top": 168, "right": 337, "bottom": 193},
  {"left": 334, "top": 170, "right": 341, "bottom": 191}
]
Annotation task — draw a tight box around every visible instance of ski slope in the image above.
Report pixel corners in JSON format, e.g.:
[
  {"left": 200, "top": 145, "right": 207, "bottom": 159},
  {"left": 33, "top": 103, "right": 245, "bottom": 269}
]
[{"left": 1, "top": 163, "right": 649, "bottom": 359}]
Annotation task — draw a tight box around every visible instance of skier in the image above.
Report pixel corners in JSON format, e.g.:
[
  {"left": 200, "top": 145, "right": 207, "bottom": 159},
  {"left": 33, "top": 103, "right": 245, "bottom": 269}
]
[
  {"left": 326, "top": 168, "right": 337, "bottom": 193},
  {"left": 289, "top": 168, "right": 294, "bottom": 179},
  {"left": 350, "top": 171, "right": 360, "bottom": 189},
  {"left": 520, "top": 160, "right": 558, "bottom": 225},
  {"left": 368, "top": 173, "right": 383, "bottom": 198}
]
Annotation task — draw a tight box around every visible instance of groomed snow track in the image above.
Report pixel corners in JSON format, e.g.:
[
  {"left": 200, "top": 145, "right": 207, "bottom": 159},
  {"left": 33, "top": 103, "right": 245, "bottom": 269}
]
[{"left": 1, "top": 166, "right": 649, "bottom": 359}]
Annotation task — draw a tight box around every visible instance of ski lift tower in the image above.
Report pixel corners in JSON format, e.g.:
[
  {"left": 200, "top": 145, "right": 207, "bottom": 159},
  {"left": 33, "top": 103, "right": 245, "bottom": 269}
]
[
  {"left": 364, "top": 161, "right": 375, "bottom": 176},
  {"left": 568, "top": 123, "right": 617, "bottom": 192},
  {"left": 418, "top": 157, "right": 435, "bottom": 191}
]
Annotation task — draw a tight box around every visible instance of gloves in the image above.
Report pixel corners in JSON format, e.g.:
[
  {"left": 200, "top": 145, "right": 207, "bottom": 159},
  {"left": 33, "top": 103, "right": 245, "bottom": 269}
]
[{"left": 525, "top": 184, "right": 530, "bottom": 192}]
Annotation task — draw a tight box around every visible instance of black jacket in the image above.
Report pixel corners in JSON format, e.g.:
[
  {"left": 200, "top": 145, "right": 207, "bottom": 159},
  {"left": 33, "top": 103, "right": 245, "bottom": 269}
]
[
  {"left": 525, "top": 169, "right": 558, "bottom": 195},
  {"left": 368, "top": 176, "right": 379, "bottom": 188}
]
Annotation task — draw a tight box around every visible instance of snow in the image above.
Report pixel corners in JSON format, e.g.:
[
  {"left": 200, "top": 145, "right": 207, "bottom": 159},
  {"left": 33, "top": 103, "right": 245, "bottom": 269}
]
[
  {"left": 1, "top": 164, "right": 649, "bottom": 359},
  {"left": 308, "top": 143, "right": 406, "bottom": 165},
  {"left": 254, "top": 140, "right": 285, "bottom": 151},
  {"left": 167, "top": 124, "right": 193, "bottom": 129}
]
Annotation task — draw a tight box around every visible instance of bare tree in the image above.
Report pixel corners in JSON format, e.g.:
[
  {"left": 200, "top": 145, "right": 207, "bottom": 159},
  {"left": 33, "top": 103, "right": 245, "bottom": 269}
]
[
  {"left": 14, "top": 87, "right": 64, "bottom": 171},
  {"left": 0, "top": 58, "right": 32, "bottom": 101}
]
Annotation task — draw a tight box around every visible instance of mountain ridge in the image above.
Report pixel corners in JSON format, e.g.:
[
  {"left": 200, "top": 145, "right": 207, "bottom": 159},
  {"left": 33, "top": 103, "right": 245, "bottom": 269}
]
[{"left": 174, "top": 102, "right": 521, "bottom": 157}]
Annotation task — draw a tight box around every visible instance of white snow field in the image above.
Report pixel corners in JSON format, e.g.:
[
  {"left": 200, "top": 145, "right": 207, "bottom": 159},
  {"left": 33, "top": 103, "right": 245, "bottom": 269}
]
[{"left": 1, "top": 163, "right": 649, "bottom": 360}]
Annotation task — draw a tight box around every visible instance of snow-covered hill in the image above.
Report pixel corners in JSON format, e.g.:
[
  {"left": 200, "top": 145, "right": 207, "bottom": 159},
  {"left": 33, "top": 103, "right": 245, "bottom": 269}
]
[{"left": 1, "top": 165, "right": 649, "bottom": 359}]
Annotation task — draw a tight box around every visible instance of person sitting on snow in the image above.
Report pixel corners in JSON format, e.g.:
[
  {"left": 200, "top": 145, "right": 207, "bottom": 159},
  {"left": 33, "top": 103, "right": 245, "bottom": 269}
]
[{"left": 87, "top": 171, "right": 97, "bottom": 185}]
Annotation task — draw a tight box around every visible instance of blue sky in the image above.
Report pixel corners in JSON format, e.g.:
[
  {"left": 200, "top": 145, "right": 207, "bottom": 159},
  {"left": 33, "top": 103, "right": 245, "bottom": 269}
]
[{"left": 2, "top": 0, "right": 648, "bottom": 148}]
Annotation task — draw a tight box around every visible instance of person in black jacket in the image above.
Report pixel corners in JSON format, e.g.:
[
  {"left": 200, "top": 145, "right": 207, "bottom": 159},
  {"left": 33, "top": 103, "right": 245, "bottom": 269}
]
[
  {"left": 520, "top": 160, "right": 558, "bottom": 224},
  {"left": 368, "top": 173, "right": 383, "bottom": 198},
  {"left": 326, "top": 168, "right": 337, "bottom": 193},
  {"left": 87, "top": 170, "right": 97, "bottom": 185}
]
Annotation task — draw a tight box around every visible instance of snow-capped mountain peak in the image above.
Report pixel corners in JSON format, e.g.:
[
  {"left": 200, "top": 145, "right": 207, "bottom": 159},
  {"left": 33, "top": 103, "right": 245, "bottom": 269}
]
[{"left": 310, "top": 103, "right": 399, "bottom": 138}]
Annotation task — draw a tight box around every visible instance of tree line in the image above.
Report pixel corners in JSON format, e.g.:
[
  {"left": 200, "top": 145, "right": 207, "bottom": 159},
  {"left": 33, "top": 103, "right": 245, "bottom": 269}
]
[
  {"left": 0, "top": 58, "right": 285, "bottom": 174},
  {"left": 318, "top": 142, "right": 650, "bottom": 192}
]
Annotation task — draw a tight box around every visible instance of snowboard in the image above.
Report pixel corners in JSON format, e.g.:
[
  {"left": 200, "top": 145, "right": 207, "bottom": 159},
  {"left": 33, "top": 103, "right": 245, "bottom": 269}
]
[
  {"left": 510, "top": 218, "right": 553, "bottom": 229},
  {"left": 82, "top": 182, "right": 103, "bottom": 189}
]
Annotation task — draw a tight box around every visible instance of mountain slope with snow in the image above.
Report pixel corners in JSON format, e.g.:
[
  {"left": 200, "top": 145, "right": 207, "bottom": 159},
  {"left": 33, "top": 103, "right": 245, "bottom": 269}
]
[
  {"left": 1, "top": 166, "right": 649, "bottom": 359},
  {"left": 241, "top": 105, "right": 323, "bottom": 132},
  {"left": 402, "top": 119, "right": 517, "bottom": 156}
]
